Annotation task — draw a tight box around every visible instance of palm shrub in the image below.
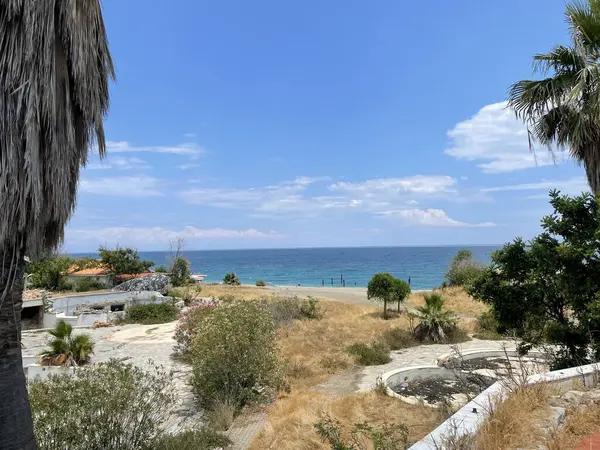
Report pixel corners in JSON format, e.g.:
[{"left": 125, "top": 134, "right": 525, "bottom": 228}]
[
  {"left": 412, "top": 293, "right": 457, "bottom": 343},
  {"left": 223, "top": 272, "right": 241, "bottom": 285},
  {"left": 29, "top": 360, "right": 174, "bottom": 450},
  {"left": 39, "top": 320, "right": 93, "bottom": 366},
  {"left": 190, "top": 301, "right": 282, "bottom": 410}
]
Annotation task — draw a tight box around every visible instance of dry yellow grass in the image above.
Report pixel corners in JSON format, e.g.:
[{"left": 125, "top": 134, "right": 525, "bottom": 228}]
[
  {"left": 546, "top": 401, "right": 600, "bottom": 450},
  {"left": 195, "top": 284, "right": 271, "bottom": 301},
  {"left": 407, "top": 286, "right": 489, "bottom": 316},
  {"left": 473, "top": 383, "right": 557, "bottom": 450},
  {"left": 252, "top": 389, "right": 443, "bottom": 450}
]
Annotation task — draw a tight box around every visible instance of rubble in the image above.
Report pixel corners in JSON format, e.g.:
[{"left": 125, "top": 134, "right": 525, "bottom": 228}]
[{"left": 112, "top": 274, "right": 171, "bottom": 295}]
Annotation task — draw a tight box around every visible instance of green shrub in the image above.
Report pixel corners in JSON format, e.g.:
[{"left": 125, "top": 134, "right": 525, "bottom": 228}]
[
  {"left": 72, "top": 276, "right": 105, "bottom": 292},
  {"left": 473, "top": 311, "right": 504, "bottom": 340},
  {"left": 444, "top": 249, "right": 484, "bottom": 287},
  {"left": 173, "top": 300, "right": 217, "bottom": 357},
  {"left": 99, "top": 245, "right": 154, "bottom": 276},
  {"left": 124, "top": 302, "right": 179, "bottom": 325},
  {"left": 170, "top": 256, "right": 192, "bottom": 287},
  {"left": 190, "top": 301, "right": 282, "bottom": 409},
  {"left": 154, "top": 265, "right": 168, "bottom": 273},
  {"left": 26, "top": 255, "right": 74, "bottom": 291},
  {"left": 169, "top": 285, "right": 203, "bottom": 306},
  {"left": 29, "top": 360, "right": 174, "bottom": 450},
  {"left": 151, "top": 429, "right": 232, "bottom": 450},
  {"left": 223, "top": 272, "right": 241, "bottom": 285},
  {"left": 256, "top": 279, "right": 267, "bottom": 287},
  {"left": 262, "top": 295, "right": 322, "bottom": 326},
  {"left": 39, "top": 320, "right": 94, "bottom": 366},
  {"left": 413, "top": 293, "right": 458, "bottom": 343},
  {"left": 314, "top": 415, "right": 409, "bottom": 450},
  {"left": 379, "top": 327, "right": 417, "bottom": 350},
  {"left": 346, "top": 342, "right": 391, "bottom": 366}
]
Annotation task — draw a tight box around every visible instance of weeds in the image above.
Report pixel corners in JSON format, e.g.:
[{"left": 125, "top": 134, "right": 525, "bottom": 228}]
[
  {"left": 346, "top": 342, "right": 391, "bottom": 366},
  {"left": 124, "top": 302, "right": 179, "bottom": 325}
]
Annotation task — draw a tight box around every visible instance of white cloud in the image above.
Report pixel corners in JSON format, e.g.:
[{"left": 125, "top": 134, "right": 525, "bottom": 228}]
[
  {"left": 483, "top": 177, "right": 589, "bottom": 195},
  {"left": 330, "top": 175, "right": 456, "bottom": 195},
  {"left": 375, "top": 209, "right": 495, "bottom": 227},
  {"left": 177, "top": 163, "right": 201, "bottom": 170},
  {"left": 68, "top": 226, "right": 282, "bottom": 245},
  {"left": 107, "top": 141, "right": 206, "bottom": 157},
  {"left": 446, "top": 101, "right": 564, "bottom": 173},
  {"left": 79, "top": 176, "right": 163, "bottom": 197},
  {"left": 88, "top": 156, "right": 150, "bottom": 170},
  {"left": 183, "top": 133, "right": 197, "bottom": 138}
]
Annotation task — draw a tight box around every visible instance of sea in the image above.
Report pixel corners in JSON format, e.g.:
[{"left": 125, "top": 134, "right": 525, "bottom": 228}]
[{"left": 129, "top": 246, "right": 499, "bottom": 290}]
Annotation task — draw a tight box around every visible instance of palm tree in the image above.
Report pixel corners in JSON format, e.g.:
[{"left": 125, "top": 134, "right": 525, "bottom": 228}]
[
  {"left": 0, "top": 2, "right": 114, "bottom": 448},
  {"left": 413, "top": 293, "right": 457, "bottom": 343},
  {"left": 508, "top": 0, "right": 600, "bottom": 193},
  {"left": 40, "top": 320, "right": 94, "bottom": 367}
]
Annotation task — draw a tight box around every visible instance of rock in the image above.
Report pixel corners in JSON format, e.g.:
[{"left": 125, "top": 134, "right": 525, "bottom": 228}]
[
  {"left": 112, "top": 274, "right": 171, "bottom": 295},
  {"left": 562, "top": 390, "right": 591, "bottom": 406},
  {"left": 174, "top": 300, "right": 185, "bottom": 309},
  {"left": 549, "top": 406, "right": 565, "bottom": 426}
]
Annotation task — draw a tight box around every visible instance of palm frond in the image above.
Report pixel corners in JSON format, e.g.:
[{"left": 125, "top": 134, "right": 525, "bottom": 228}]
[
  {"left": 566, "top": 0, "right": 600, "bottom": 52},
  {"left": 508, "top": 76, "right": 576, "bottom": 120},
  {"left": 0, "top": 0, "right": 114, "bottom": 291},
  {"left": 533, "top": 45, "right": 586, "bottom": 74}
]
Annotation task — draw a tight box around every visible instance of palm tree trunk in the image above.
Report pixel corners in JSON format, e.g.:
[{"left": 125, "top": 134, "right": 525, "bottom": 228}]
[
  {"left": 0, "top": 252, "right": 36, "bottom": 450},
  {"left": 583, "top": 146, "right": 600, "bottom": 194}
]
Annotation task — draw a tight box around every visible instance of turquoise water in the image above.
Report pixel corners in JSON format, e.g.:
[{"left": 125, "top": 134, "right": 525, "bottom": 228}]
[{"left": 135, "top": 246, "right": 499, "bottom": 290}]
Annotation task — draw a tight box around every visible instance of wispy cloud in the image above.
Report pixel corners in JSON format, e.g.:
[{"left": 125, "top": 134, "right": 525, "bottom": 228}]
[
  {"left": 445, "top": 101, "right": 564, "bottom": 173},
  {"left": 68, "top": 226, "right": 282, "bottom": 245},
  {"left": 79, "top": 176, "right": 163, "bottom": 197},
  {"left": 483, "top": 177, "right": 588, "bottom": 196},
  {"left": 87, "top": 156, "right": 150, "bottom": 170},
  {"left": 375, "top": 208, "right": 495, "bottom": 227},
  {"left": 177, "top": 163, "right": 201, "bottom": 170},
  {"left": 107, "top": 141, "right": 206, "bottom": 157}
]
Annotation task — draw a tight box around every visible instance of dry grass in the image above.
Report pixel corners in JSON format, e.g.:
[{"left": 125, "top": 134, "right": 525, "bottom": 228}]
[
  {"left": 546, "top": 401, "right": 600, "bottom": 450},
  {"left": 251, "top": 390, "right": 443, "bottom": 450},
  {"left": 197, "top": 284, "right": 270, "bottom": 301},
  {"left": 473, "top": 383, "right": 557, "bottom": 450},
  {"left": 407, "top": 286, "right": 489, "bottom": 316}
]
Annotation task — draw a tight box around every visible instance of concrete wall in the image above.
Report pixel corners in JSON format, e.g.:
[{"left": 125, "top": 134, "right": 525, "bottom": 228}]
[
  {"left": 408, "top": 362, "right": 600, "bottom": 449},
  {"left": 50, "top": 291, "right": 163, "bottom": 315},
  {"left": 27, "top": 364, "right": 75, "bottom": 382},
  {"left": 65, "top": 274, "right": 111, "bottom": 287}
]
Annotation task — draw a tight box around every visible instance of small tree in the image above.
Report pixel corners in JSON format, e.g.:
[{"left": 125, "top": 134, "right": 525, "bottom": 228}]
[
  {"left": 223, "top": 272, "right": 241, "bottom": 286},
  {"left": 469, "top": 191, "right": 600, "bottom": 368},
  {"left": 367, "top": 273, "right": 396, "bottom": 319},
  {"left": 99, "top": 246, "right": 154, "bottom": 277},
  {"left": 444, "top": 249, "right": 484, "bottom": 287},
  {"left": 391, "top": 278, "right": 411, "bottom": 312},
  {"left": 169, "top": 238, "right": 192, "bottom": 287},
  {"left": 26, "top": 254, "right": 74, "bottom": 291}
]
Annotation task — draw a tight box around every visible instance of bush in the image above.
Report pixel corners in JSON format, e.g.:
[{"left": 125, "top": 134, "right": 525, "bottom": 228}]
[
  {"left": 173, "top": 300, "right": 217, "bottom": 357},
  {"left": 29, "top": 360, "right": 174, "bottom": 450},
  {"left": 26, "top": 255, "right": 74, "bottom": 291},
  {"left": 169, "top": 285, "right": 203, "bottom": 306},
  {"left": 367, "top": 273, "right": 397, "bottom": 319},
  {"left": 170, "top": 256, "right": 192, "bottom": 287},
  {"left": 444, "top": 249, "right": 484, "bottom": 288},
  {"left": 346, "top": 342, "right": 391, "bottom": 366},
  {"left": 223, "top": 272, "right": 241, "bottom": 285},
  {"left": 473, "top": 311, "right": 504, "bottom": 340},
  {"left": 379, "top": 327, "right": 417, "bottom": 350},
  {"left": 124, "top": 302, "right": 179, "bottom": 325},
  {"left": 413, "top": 293, "right": 458, "bottom": 343},
  {"left": 314, "top": 415, "right": 409, "bottom": 450},
  {"left": 262, "top": 295, "right": 322, "bottom": 326},
  {"left": 39, "top": 320, "right": 94, "bottom": 366},
  {"left": 190, "top": 301, "right": 282, "bottom": 409},
  {"left": 72, "top": 276, "right": 105, "bottom": 292},
  {"left": 99, "top": 246, "right": 154, "bottom": 276},
  {"left": 151, "top": 429, "right": 232, "bottom": 450},
  {"left": 154, "top": 265, "right": 168, "bottom": 273},
  {"left": 256, "top": 279, "right": 267, "bottom": 287}
]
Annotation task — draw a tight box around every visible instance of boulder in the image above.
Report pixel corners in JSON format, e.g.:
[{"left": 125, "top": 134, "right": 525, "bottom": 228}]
[{"left": 112, "top": 274, "right": 171, "bottom": 295}]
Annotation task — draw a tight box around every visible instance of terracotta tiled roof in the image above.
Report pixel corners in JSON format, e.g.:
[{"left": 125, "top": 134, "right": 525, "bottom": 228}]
[{"left": 68, "top": 266, "right": 110, "bottom": 276}]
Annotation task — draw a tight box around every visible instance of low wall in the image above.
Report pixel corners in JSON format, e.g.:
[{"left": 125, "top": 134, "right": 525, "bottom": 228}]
[
  {"left": 50, "top": 291, "right": 164, "bottom": 315},
  {"left": 408, "top": 362, "right": 600, "bottom": 449}
]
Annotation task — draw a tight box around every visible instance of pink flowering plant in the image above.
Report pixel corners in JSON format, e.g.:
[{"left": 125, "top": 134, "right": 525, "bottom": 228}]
[{"left": 173, "top": 299, "right": 216, "bottom": 357}]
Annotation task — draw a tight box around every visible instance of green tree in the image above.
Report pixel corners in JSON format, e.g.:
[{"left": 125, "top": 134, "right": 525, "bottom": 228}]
[
  {"left": 223, "top": 272, "right": 241, "bottom": 286},
  {"left": 508, "top": 0, "right": 600, "bottom": 193},
  {"left": 391, "top": 278, "right": 411, "bottom": 312},
  {"left": 39, "top": 320, "right": 94, "bottom": 367},
  {"left": 171, "top": 256, "right": 192, "bottom": 287},
  {"left": 26, "top": 255, "right": 74, "bottom": 291},
  {"left": 412, "top": 293, "right": 457, "bottom": 343},
  {"left": 367, "top": 273, "right": 396, "bottom": 319},
  {"left": 444, "top": 249, "right": 484, "bottom": 287},
  {"left": 99, "top": 246, "right": 154, "bottom": 276},
  {"left": 0, "top": 2, "right": 114, "bottom": 447},
  {"left": 469, "top": 191, "right": 600, "bottom": 368}
]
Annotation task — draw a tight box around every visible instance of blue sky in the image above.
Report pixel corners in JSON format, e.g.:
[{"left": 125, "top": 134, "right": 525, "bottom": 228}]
[{"left": 65, "top": 0, "right": 588, "bottom": 251}]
